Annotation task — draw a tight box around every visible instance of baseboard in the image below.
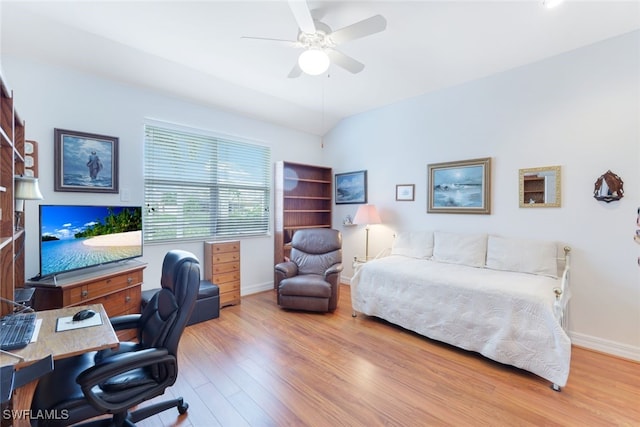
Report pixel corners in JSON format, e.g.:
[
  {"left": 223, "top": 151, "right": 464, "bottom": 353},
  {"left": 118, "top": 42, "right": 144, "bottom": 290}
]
[
  {"left": 242, "top": 281, "right": 273, "bottom": 296},
  {"left": 570, "top": 332, "right": 640, "bottom": 362}
]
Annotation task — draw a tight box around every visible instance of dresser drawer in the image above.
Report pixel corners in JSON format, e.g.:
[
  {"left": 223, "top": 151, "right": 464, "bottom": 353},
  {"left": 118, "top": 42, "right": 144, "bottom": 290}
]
[
  {"left": 101, "top": 287, "right": 141, "bottom": 317},
  {"left": 217, "top": 280, "right": 240, "bottom": 294},
  {"left": 68, "top": 270, "right": 142, "bottom": 304},
  {"left": 220, "top": 290, "right": 240, "bottom": 306},
  {"left": 212, "top": 271, "right": 240, "bottom": 285},
  {"left": 211, "top": 261, "right": 239, "bottom": 275},
  {"left": 212, "top": 252, "right": 239, "bottom": 264},
  {"left": 211, "top": 241, "right": 240, "bottom": 254}
]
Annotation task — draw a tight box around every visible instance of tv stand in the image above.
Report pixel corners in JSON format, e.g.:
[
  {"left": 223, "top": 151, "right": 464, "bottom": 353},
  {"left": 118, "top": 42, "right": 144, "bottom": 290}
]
[{"left": 26, "top": 260, "right": 146, "bottom": 341}]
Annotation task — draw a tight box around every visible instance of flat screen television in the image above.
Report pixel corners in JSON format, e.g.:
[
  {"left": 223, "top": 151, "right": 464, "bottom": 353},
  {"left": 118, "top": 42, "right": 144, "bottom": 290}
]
[{"left": 39, "top": 205, "right": 143, "bottom": 279}]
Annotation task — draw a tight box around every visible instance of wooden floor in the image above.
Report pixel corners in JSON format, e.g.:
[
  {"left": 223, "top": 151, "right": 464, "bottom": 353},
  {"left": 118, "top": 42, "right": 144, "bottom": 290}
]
[{"left": 135, "top": 285, "right": 640, "bottom": 426}]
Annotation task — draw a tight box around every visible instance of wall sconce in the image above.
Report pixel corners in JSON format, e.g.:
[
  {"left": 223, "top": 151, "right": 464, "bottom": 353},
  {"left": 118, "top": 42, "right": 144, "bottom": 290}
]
[
  {"left": 353, "top": 204, "right": 382, "bottom": 260},
  {"left": 14, "top": 175, "right": 44, "bottom": 230}
]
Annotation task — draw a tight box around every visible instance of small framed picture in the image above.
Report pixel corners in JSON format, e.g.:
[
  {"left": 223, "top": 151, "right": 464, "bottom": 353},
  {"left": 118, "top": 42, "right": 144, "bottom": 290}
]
[
  {"left": 335, "top": 170, "right": 367, "bottom": 204},
  {"left": 54, "top": 129, "right": 119, "bottom": 193},
  {"left": 396, "top": 184, "right": 415, "bottom": 201}
]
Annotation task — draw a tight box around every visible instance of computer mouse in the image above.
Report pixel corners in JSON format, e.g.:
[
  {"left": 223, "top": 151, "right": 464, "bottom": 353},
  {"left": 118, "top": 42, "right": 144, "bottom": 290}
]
[{"left": 72, "top": 309, "right": 96, "bottom": 322}]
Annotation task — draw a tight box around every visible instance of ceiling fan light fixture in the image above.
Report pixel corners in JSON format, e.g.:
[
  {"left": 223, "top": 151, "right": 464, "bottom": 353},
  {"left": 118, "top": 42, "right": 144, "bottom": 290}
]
[
  {"left": 542, "top": 0, "right": 564, "bottom": 9},
  {"left": 298, "top": 48, "right": 330, "bottom": 75}
]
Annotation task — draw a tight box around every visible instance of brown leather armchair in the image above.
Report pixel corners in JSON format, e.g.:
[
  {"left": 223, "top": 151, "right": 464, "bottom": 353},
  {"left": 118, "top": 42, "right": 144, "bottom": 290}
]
[{"left": 275, "top": 228, "right": 343, "bottom": 312}]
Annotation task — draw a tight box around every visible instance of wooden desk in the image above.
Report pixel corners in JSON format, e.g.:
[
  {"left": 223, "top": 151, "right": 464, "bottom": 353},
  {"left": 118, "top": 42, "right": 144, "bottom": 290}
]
[{"left": 0, "top": 304, "right": 119, "bottom": 426}]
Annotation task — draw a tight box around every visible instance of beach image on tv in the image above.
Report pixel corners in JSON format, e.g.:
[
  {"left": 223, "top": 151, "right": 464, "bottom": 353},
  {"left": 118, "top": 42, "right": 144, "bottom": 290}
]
[{"left": 40, "top": 206, "right": 142, "bottom": 277}]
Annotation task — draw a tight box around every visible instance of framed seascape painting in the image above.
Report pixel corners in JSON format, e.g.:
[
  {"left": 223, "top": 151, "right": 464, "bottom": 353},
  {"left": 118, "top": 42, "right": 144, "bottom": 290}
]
[
  {"left": 427, "top": 157, "right": 491, "bottom": 214},
  {"left": 335, "top": 170, "right": 367, "bottom": 204},
  {"left": 54, "top": 128, "right": 119, "bottom": 193}
]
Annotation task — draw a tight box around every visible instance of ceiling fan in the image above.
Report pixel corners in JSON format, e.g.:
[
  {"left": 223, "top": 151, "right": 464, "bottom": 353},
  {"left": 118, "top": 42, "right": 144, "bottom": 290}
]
[{"left": 242, "top": 0, "right": 387, "bottom": 77}]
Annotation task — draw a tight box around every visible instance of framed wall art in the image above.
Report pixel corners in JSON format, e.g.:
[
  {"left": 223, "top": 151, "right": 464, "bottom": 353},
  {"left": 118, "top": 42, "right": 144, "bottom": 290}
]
[
  {"left": 396, "top": 184, "right": 415, "bottom": 201},
  {"left": 335, "top": 170, "right": 367, "bottom": 204},
  {"left": 54, "top": 128, "right": 119, "bottom": 193},
  {"left": 427, "top": 157, "right": 491, "bottom": 214}
]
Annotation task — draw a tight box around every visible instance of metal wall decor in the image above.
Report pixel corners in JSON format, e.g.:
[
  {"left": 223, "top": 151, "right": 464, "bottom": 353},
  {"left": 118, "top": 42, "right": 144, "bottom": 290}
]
[{"left": 593, "top": 170, "right": 624, "bottom": 203}]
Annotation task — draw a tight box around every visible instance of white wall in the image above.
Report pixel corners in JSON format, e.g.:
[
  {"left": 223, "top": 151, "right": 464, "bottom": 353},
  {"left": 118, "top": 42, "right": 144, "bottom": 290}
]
[
  {"left": 2, "top": 56, "right": 326, "bottom": 294},
  {"left": 323, "top": 31, "right": 640, "bottom": 360},
  {"left": 3, "top": 30, "right": 638, "bottom": 361}
]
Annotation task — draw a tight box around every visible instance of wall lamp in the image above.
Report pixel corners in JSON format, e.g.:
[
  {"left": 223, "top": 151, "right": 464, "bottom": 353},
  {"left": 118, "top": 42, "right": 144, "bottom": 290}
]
[{"left": 14, "top": 175, "right": 44, "bottom": 230}]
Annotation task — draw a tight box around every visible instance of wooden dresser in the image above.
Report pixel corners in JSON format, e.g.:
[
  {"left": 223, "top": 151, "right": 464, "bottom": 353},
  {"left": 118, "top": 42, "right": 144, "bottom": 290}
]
[
  {"left": 204, "top": 240, "right": 240, "bottom": 307},
  {"left": 27, "top": 261, "right": 146, "bottom": 340}
]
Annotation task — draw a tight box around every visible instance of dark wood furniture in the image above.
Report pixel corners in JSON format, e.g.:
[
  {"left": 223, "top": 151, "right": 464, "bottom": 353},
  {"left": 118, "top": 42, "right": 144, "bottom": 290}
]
[
  {"left": 273, "top": 161, "right": 332, "bottom": 282},
  {"left": 0, "top": 74, "right": 28, "bottom": 317},
  {"left": 26, "top": 262, "right": 146, "bottom": 341}
]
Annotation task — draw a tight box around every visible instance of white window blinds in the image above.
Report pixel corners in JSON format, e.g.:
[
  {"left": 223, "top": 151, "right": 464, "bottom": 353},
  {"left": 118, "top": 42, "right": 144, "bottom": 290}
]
[{"left": 144, "top": 124, "right": 271, "bottom": 243}]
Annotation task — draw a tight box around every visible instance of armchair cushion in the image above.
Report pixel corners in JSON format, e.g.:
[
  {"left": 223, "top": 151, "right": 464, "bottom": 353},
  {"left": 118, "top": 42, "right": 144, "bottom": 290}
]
[{"left": 278, "top": 275, "right": 332, "bottom": 298}]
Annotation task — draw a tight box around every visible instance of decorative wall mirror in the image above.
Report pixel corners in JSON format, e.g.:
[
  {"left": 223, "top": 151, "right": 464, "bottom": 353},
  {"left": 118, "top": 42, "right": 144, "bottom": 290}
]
[{"left": 519, "top": 166, "right": 561, "bottom": 208}]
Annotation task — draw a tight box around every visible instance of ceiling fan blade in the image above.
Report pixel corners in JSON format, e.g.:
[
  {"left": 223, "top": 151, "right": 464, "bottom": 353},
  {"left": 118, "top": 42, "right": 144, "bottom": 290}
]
[
  {"left": 288, "top": 63, "right": 303, "bottom": 78},
  {"left": 288, "top": 0, "right": 316, "bottom": 34},
  {"left": 241, "top": 36, "right": 299, "bottom": 47},
  {"left": 327, "top": 49, "right": 365, "bottom": 74},
  {"left": 329, "top": 15, "right": 387, "bottom": 45}
]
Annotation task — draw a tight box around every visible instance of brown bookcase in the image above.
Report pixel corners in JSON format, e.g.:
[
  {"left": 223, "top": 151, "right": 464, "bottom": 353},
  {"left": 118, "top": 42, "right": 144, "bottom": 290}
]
[
  {"left": 0, "top": 74, "right": 27, "bottom": 316},
  {"left": 274, "top": 161, "right": 332, "bottom": 277}
]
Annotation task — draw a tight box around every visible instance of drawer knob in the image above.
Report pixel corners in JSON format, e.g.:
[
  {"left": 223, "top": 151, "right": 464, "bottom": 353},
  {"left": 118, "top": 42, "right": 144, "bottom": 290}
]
[
  {"left": 127, "top": 277, "right": 133, "bottom": 284},
  {"left": 81, "top": 290, "right": 88, "bottom": 298},
  {"left": 125, "top": 295, "right": 131, "bottom": 303}
]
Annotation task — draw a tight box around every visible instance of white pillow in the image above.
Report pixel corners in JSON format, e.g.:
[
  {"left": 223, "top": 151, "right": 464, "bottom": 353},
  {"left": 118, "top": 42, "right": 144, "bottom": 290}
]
[
  {"left": 486, "top": 235, "right": 558, "bottom": 278},
  {"left": 432, "top": 231, "right": 487, "bottom": 267},
  {"left": 391, "top": 231, "right": 434, "bottom": 259}
]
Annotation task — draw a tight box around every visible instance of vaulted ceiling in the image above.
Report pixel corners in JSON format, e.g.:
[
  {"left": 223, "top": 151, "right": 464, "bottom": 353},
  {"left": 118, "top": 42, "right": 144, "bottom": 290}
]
[{"left": 2, "top": 1, "right": 639, "bottom": 135}]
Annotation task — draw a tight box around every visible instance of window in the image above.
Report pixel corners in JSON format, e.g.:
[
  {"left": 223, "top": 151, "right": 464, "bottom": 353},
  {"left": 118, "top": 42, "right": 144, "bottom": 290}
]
[{"left": 144, "top": 124, "right": 271, "bottom": 243}]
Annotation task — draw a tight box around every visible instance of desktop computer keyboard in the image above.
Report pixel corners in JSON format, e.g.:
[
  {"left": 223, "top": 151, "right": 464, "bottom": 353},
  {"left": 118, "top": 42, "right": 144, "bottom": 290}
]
[{"left": 0, "top": 312, "right": 36, "bottom": 351}]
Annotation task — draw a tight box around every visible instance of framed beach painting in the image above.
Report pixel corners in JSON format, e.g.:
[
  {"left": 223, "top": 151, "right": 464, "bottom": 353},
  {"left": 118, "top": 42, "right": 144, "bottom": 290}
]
[
  {"left": 54, "top": 128, "right": 119, "bottom": 193},
  {"left": 335, "top": 170, "right": 367, "bottom": 204},
  {"left": 427, "top": 157, "right": 491, "bottom": 214}
]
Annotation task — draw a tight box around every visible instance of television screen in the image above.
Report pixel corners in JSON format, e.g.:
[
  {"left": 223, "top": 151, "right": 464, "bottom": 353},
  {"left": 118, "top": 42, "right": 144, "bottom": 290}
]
[{"left": 39, "top": 205, "right": 143, "bottom": 278}]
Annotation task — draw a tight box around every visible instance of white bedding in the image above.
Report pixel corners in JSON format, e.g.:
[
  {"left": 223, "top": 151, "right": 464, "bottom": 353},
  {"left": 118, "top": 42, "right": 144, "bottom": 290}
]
[{"left": 351, "top": 255, "right": 571, "bottom": 386}]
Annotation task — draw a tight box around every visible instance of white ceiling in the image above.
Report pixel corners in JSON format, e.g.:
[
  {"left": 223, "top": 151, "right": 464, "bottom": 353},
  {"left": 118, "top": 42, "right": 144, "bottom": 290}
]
[{"left": 1, "top": 1, "right": 639, "bottom": 136}]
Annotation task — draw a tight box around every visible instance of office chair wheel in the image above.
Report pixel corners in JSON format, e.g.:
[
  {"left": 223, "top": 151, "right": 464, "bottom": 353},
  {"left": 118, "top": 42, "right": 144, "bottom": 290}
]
[{"left": 178, "top": 401, "right": 189, "bottom": 415}]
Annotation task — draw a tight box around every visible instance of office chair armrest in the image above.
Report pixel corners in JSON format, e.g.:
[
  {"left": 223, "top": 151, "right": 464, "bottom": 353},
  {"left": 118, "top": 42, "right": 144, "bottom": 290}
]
[
  {"left": 77, "top": 348, "right": 176, "bottom": 413},
  {"left": 108, "top": 314, "right": 142, "bottom": 331},
  {"left": 275, "top": 261, "right": 298, "bottom": 278}
]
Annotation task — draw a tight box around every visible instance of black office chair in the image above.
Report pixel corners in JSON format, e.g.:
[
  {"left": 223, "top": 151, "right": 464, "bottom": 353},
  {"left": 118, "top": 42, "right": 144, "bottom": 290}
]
[{"left": 30, "top": 250, "right": 201, "bottom": 427}]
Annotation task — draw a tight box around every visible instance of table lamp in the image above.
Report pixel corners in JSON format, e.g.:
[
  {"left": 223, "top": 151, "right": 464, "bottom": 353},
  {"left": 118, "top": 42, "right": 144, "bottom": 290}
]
[
  {"left": 14, "top": 175, "right": 44, "bottom": 230},
  {"left": 353, "top": 204, "right": 381, "bottom": 260}
]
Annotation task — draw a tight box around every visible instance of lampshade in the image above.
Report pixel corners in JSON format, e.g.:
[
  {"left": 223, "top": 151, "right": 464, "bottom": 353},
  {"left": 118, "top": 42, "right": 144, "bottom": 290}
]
[
  {"left": 298, "top": 48, "right": 330, "bottom": 76},
  {"left": 15, "top": 175, "right": 44, "bottom": 201},
  {"left": 353, "top": 204, "right": 381, "bottom": 225}
]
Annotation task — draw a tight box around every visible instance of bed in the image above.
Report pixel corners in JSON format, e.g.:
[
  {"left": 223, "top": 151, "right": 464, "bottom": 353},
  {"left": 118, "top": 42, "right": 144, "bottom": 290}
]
[{"left": 351, "top": 230, "right": 571, "bottom": 390}]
